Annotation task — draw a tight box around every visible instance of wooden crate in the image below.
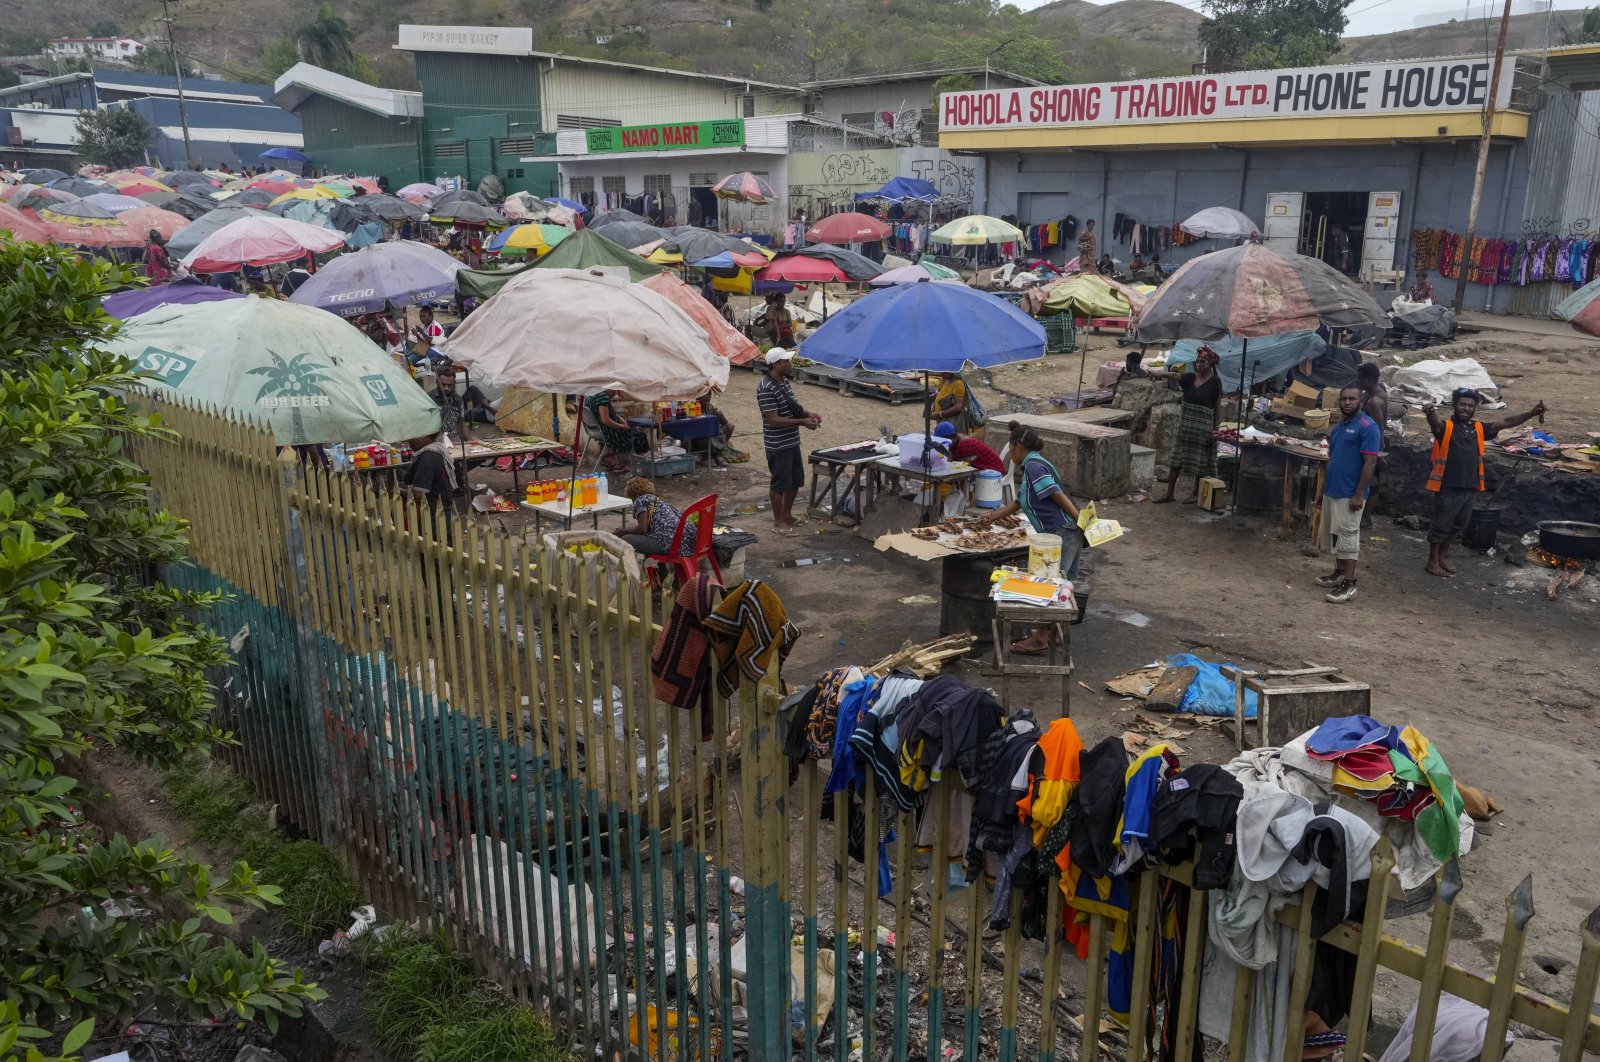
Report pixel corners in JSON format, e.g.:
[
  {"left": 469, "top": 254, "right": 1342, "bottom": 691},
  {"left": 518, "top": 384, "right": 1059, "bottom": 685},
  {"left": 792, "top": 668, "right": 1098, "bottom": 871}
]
[{"left": 1220, "top": 662, "right": 1372, "bottom": 750}]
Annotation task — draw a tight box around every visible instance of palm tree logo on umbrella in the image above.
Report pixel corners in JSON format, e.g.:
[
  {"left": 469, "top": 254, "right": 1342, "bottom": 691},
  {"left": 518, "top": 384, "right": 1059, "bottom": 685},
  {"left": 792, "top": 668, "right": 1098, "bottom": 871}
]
[{"left": 249, "top": 350, "right": 332, "bottom": 444}]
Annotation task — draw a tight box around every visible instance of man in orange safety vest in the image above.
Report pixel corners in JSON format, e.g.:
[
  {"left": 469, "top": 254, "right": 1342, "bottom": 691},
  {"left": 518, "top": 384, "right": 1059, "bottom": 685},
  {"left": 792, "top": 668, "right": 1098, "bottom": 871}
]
[{"left": 1423, "top": 387, "right": 1546, "bottom": 577}]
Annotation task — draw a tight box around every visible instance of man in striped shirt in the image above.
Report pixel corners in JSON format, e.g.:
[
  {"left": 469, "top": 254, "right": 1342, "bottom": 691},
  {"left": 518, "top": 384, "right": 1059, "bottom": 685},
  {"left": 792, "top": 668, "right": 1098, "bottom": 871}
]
[{"left": 757, "top": 348, "right": 820, "bottom": 535}]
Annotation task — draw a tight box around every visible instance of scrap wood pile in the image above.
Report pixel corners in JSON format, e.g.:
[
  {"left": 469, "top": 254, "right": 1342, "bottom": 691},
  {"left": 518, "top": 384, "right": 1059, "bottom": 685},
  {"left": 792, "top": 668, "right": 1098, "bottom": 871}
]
[{"left": 865, "top": 633, "right": 975, "bottom": 678}]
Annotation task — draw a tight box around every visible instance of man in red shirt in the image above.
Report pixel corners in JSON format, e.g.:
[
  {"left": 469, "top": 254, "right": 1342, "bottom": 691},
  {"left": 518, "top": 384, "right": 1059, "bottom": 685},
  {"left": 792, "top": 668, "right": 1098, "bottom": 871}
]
[{"left": 932, "top": 421, "right": 1003, "bottom": 472}]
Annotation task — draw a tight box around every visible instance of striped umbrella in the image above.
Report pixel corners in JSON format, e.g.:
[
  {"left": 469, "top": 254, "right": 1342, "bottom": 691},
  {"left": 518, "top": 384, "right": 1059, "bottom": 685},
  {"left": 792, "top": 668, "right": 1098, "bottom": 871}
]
[
  {"left": 487, "top": 223, "right": 572, "bottom": 257},
  {"left": 1554, "top": 277, "right": 1600, "bottom": 337},
  {"left": 711, "top": 171, "right": 777, "bottom": 204}
]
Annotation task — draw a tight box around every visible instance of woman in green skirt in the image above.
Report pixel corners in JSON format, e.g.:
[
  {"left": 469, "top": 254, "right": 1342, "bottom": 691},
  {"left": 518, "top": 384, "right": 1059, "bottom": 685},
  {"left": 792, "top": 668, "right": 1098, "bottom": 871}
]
[{"left": 1148, "top": 345, "right": 1222, "bottom": 504}]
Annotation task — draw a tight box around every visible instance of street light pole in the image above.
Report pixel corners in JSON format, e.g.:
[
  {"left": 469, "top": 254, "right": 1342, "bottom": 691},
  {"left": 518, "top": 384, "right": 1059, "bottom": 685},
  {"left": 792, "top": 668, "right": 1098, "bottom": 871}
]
[
  {"left": 1450, "top": 0, "right": 1513, "bottom": 314},
  {"left": 159, "top": 0, "right": 195, "bottom": 167}
]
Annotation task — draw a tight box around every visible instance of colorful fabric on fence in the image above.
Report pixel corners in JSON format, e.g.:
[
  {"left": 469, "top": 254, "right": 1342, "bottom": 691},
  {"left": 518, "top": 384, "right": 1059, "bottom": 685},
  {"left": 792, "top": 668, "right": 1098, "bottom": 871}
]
[
  {"left": 702, "top": 577, "right": 799, "bottom": 697},
  {"left": 650, "top": 573, "right": 720, "bottom": 729}
]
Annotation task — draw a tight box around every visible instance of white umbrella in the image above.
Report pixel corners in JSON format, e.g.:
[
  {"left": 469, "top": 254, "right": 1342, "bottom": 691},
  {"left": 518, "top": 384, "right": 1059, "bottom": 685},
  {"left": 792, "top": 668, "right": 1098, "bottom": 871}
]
[
  {"left": 1179, "top": 206, "right": 1260, "bottom": 241},
  {"left": 443, "top": 267, "right": 729, "bottom": 401}
]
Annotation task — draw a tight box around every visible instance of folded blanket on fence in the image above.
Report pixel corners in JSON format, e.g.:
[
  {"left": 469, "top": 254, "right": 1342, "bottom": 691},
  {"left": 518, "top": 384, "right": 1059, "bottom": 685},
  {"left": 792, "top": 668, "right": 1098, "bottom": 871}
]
[
  {"left": 650, "top": 573, "right": 721, "bottom": 733},
  {"left": 702, "top": 578, "right": 800, "bottom": 698}
]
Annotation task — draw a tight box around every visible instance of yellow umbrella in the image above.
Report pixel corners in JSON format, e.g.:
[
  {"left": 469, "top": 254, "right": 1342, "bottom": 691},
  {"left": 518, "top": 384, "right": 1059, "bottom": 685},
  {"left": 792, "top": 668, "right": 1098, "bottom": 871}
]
[
  {"left": 314, "top": 181, "right": 356, "bottom": 198},
  {"left": 1037, "top": 274, "right": 1141, "bottom": 318},
  {"left": 269, "top": 186, "right": 339, "bottom": 206},
  {"left": 931, "top": 214, "right": 1025, "bottom": 246},
  {"left": 646, "top": 246, "right": 686, "bottom": 265},
  {"left": 490, "top": 223, "right": 571, "bottom": 258}
]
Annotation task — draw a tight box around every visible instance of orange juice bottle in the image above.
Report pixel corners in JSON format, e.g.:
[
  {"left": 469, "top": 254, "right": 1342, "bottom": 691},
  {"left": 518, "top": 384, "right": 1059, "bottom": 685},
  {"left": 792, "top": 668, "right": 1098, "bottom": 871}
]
[{"left": 583, "top": 476, "right": 598, "bottom": 506}]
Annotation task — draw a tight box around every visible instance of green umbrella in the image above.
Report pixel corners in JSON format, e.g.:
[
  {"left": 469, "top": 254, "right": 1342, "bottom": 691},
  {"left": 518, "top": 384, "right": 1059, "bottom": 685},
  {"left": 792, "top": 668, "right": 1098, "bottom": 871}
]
[{"left": 105, "top": 295, "right": 441, "bottom": 445}]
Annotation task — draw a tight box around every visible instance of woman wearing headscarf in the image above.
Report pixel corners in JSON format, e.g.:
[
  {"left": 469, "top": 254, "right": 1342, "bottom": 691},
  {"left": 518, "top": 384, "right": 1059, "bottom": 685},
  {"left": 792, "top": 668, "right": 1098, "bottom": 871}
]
[{"left": 1147, "top": 345, "right": 1223, "bottom": 504}]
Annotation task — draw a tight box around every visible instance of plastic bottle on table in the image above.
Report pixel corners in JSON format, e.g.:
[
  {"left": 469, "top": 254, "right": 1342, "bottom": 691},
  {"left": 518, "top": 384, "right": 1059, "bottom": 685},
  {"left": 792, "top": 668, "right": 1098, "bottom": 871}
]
[{"left": 597, "top": 471, "right": 609, "bottom": 502}]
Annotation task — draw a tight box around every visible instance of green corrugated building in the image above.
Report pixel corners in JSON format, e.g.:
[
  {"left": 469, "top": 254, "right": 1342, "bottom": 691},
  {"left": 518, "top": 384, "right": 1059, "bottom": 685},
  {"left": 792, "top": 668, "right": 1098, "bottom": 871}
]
[{"left": 273, "top": 64, "right": 424, "bottom": 187}]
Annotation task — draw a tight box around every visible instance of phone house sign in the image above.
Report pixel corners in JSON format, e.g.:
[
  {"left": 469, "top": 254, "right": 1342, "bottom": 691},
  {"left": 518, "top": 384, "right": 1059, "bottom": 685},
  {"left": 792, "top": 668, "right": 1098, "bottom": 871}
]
[{"left": 940, "top": 57, "right": 1516, "bottom": 132}]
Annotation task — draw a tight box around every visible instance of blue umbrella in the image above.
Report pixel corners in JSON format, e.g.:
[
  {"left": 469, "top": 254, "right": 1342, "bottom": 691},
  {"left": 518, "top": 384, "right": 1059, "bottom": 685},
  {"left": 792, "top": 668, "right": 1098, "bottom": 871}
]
[
  {"left": 260, "top": 147, "right": 309, "bottom": 163},
  {"left": 543, "top": 196, "right": 589, "bottom": 214},
  {"left": 801, "top": 279, "right": 1044, "bottom": 372},
  {"left": 103, "top": 277, "right": 245, "bottom": 319},
  {"left": 286, "top": 240, "right": 463, "bottom": 317}
]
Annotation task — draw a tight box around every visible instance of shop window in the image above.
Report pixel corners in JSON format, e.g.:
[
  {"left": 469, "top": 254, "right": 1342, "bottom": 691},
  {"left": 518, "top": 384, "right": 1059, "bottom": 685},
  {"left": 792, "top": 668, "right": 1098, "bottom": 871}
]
[
  {"left": 603, "top": 176, "right": 626, "bottom": 195},
  {"left": 740, "top": 94, "right": 756, "bottom": 118},
  {"left": 568, "top": 176, "right": 595, "bottom": 197},
  {"left": 689, "top": 172, "right": 717, "bottom": 187},
  {"left": 558, "top": 114, "right": 622, "bottom": 129},
  {"left": 643, "top": 174, "right": 673, "bottom": 197}
]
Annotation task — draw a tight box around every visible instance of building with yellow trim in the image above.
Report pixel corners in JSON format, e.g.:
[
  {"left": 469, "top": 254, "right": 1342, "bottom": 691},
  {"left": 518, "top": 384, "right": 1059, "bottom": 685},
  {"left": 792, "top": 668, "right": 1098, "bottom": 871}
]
[{"left": 941, "top": 50, "right": 1599, "bottom": 315}]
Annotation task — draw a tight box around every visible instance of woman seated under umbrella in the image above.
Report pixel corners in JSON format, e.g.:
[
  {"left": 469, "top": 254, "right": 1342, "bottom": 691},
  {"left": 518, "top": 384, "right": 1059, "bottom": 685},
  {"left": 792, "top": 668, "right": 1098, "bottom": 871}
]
[{"left": 587, "top": 388, "right": 650, "bottom": 463}]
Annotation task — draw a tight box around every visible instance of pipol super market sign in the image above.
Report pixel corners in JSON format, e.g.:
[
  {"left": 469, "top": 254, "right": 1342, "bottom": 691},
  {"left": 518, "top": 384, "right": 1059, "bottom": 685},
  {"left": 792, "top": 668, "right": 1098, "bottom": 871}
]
[
  {"left": 585, "top": 119, "right": 745, "bottom": 154},
  {"left": 940, "top": 57, "right": 1516, "bottom": 132}
]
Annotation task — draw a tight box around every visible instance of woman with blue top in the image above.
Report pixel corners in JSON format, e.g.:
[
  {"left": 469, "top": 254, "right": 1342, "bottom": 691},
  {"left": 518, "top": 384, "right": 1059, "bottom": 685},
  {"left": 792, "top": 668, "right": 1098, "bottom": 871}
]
[{"left": 978, "top": 427, "right": 1090, "bottom": 655}]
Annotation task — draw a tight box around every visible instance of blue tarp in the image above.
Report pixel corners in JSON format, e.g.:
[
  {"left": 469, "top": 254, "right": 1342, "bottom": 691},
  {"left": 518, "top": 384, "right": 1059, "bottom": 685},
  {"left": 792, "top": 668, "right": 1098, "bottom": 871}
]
[
  {"left": 1164, "top": 653, "right": 1258, "bottom": 718},
  {"left": 855, "top": 177, "right": 939, "bottom": 203},
  {"left": 1167, "top": 331, "right": 1326, "bottom": 393}
]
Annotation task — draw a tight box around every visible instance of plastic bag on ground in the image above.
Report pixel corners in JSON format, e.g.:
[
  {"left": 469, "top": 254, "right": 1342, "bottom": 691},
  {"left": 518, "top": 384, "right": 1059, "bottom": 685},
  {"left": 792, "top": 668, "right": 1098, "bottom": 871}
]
[{"left": 1163, "top": 652, "right": 1258, "bottom": 718}]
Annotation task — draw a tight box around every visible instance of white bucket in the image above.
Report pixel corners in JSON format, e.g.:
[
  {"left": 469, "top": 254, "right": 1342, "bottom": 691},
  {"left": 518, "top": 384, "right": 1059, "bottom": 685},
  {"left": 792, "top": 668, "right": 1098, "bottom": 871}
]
[
  {"left": 974, "top": 469, "right": 1003, "bottom": 509},
  {"left": 1028, "top": 533, "right": 1063, "bottom": 579}
]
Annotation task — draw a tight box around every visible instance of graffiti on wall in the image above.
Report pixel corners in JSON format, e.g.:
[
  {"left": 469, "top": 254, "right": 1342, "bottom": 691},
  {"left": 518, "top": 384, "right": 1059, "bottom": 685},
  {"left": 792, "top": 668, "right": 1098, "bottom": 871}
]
[
  {"left": 788, "top": 149, "right": 979, "bottom": 212},
  {"left": 874, "top": 106, "right": 924, "bottom": 146},
  {"left": 907, "top": 157, "right": 976, "bottom": 203}
]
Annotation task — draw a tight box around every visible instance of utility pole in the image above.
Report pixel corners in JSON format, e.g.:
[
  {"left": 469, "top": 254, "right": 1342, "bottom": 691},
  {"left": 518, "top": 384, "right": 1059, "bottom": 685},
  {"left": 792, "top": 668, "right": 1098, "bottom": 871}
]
[
  {"left": 159, "top": 0, "right": 195, "bottom": 167},
  {"left": 1450, "top": 0, "right": 1513, "bottom": 313}
]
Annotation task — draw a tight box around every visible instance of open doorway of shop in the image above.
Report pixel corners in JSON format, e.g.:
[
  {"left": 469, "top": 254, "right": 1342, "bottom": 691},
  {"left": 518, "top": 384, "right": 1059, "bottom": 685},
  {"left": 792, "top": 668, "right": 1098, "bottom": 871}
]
[
  {"left": 1298, "top": 191, "right": 1368, "bottom": 276},
  {"left": 689, "top": 179, "right": 718, "bottom": 230}
]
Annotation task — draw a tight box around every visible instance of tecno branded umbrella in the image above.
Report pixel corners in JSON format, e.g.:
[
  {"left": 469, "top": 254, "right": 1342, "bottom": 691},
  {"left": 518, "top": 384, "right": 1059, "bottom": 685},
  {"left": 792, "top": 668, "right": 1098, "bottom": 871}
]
[
  {"left": 287, "top": 240, "right": 463, "bottom": 317},
  {"left": 1179, "top": 207, "right": 1260, "bottom": 241},
  {"left": 444, "top": 267, "right": 729, "bottom": 401},
  {"left": 179, "top": 214, "right": 346, "bottom": 273},
  {"left": 1135, "top": 243, "right": 1387, "bottom": 341},
  {"left": 806, "top": 211, "right": 890, "bottom": 244},
  {"left": 81, "top": 192, "right": 157, "bottom": 214},
  {"left": 104, "top": 295, "right": 440, "bottom": 445}
]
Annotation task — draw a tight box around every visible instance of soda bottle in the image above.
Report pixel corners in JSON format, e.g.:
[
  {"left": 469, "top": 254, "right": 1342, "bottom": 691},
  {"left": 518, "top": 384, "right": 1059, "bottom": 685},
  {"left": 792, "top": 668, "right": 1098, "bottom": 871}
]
[{"left": 525, "top": 483, "right": 537, "bottom": 505}]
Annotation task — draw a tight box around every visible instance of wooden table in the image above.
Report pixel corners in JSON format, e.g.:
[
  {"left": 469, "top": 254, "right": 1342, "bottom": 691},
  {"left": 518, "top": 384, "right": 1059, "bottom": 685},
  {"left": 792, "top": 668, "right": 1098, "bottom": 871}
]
[
  {"left": 869, "top": 456, "right": 978, "bottom": 525},
  {"left": 988, "top": 599, "right": 1078, "bottom": 718},
  {"left": 520, "top": 494, "right": 632, "bottom": 534},
  {"left": 808, "top": 443, "right": 889, "bottom": 519},
  {"left": 348, "top": 434, "right": 563, "bottom": 493}
]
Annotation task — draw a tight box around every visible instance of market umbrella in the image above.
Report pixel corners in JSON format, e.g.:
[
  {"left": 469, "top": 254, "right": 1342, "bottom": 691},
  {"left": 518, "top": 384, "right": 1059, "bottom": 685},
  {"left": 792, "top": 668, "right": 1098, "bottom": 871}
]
[
  {"left": 1135, "top": 243, "right": 1387, "bottom": 341},
  {"left": 314, "top": 180, "right": 356, "bottom": 199},
  {"left": 21, "top": 168, "right": 69, "bottom": 184},
  {"left": 270, "top": 186, "right": 338, "bottom": 206},
  {"left": 44, "top": 215, "right": 142, "bottom": 249},
  {"left": 0, "top": 203, "right": 50, "bottom": 243},
  {"left": 931, "top": 214, "right": 1024, "bottom": 246},
  {"left": 397, "top": 182, "right": 440, "bottom": 202},
  {"left": 1554, "top": 277, "right": 1600, "bottom": 337},
  {"left": 529, "top": 228, "right": 668, "bottom": 283},
  {"left": 790, "top": 243, "right": 884, "bottom": 280},
  {"left": 329, "top": 199, "right": 379, "bottom": 233},
  {"left": 168, "top": 207, "right": 257, "bottom": 257},
  {"left": 543, "top": 196, "right": 588, "bottom": 214},
  {"left": 806, "top": 211, "right": 890, "bottom": 244},
  {"left": 870, "top": 263, "right": 963, "bottom": 286},
  {"left": 117, "top": 206, "right": 191, "bottom": 241},
  {"left": 711, "top": 171, "right": 777, "bottom": 204},
  {"left": 161, "top": 170, "right": 221, "bottom": 189},
  {"left": 666, "top": 226, "right": 769, "bottom": 266},
  {"left": 228, "top": 189, "right": 277, "bottom": 209},
  {"left": 431, "top": 201, "right": 501, "bottom": 226},
  {"left": 105, "top": 296, "right": 440, "bottom": 445},
  {"left": 431, "top": 189, "right": 489, "bottom": 213},
  {"left": 179, "top": 214, "right": 346, "bottom": 273},
  {"left": 270, "top": 198, "right": 340, "bottom": 229},
  {"left": 103, "top": 277, "right": 245, "bottom": 319},
  {"left": 588, "top": 209, "right": 671, "bottom": 249},
  {"left": 81, "top": 192, "right": 152, "bottom": 215},
  {"left": 348, "top": 177, "right": 383, "bottom": 195},
  {"left": 247, "top": 179, "right": 298, "bottom": 196},
  {"left": 638, "top": 272, "right": 760, "bottom": 365},
  {"left": 1033, "top": 272, "right": 1148, "bottom": 401},
  {"left": 48, "top": 178, "right": 112, "bottom": 198},
  {"left": 135, "top": 190, "right": 182, "bottom": 209},
  {"left": 360, "top": 193, "right": 426, "bottom": 223},
  {"left": 2, "top": 183, "right": 77, "bottom": 210},
  {"left": 287, "top": 240, "right": 463, "bottom": 317},
  {"left": 108, "top": 178, "right": 174, "bottom": 197},
  {"left": 260, "top": 147, "right": 308, "bottom": 163},
  {"left": 487, "top": 223, "right": 572, "bottom": 257},
  {"left": 756, "top": 255, "right": 852, "bottom": 283},
  {"left": 161, "top": 192, "right": 226, "bottom": 220},
  {"left": 445, "top": 267, "right": 728, "bottom": 401},
  {"left": 1179, "top": 207, "right": 1260, "bottom": 241},
  {"left": 39, "top": 200, "right": 119, "bottom": 223}
]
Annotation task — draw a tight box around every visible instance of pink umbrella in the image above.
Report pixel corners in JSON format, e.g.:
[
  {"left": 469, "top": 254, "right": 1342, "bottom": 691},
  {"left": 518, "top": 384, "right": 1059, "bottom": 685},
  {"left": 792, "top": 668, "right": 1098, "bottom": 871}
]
[
  {"left": 348, "top": 177, "right": 383, "bottom": 194},
  {"left": 806, "top": 211, "right": 889, "bottom": 244},
  {"left": 118, "top": 206, "right": 191, "bottom": 241},
  {"left": 246, "top": 179, "right": 298, "bottom": 196},
  {"left": 639, "top": 273, "right": 761, "bottom": 365},
  {"left": 44, "top": 216, "right": 141, "bottom": 248},
  {"left": 0, "top": 203, "right": 50, "bottom": 243},
  {"left": 711, "top": 171, "right": 777, "bottom": 204},
  {"left": 756, "top": 255, "right": 851, "bottom": 283},
  {"left": 179, "top": 215, "right": 346, "bottom": 273}
]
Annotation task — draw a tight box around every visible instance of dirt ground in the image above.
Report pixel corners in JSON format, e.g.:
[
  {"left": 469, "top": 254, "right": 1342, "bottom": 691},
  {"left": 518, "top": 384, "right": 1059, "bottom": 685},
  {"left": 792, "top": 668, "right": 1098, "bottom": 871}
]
[{"left": 455, "top": 308, "right": 1600, "bottom": 1051}]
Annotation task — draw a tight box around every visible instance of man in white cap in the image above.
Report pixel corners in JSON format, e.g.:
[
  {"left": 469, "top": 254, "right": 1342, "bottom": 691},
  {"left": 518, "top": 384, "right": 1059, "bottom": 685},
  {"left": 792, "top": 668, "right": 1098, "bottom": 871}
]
[{"left": 757, "top": 348, "right": 821, "bottom": 535}]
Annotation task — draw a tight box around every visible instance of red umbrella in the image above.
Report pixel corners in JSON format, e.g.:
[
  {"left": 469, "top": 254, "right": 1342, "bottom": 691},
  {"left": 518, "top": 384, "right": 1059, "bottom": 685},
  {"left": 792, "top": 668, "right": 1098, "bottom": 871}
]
[
  {"left": 756, "top": 255, "right": 851, "bottom": 283},
  {"left": 0, "top": 203, "right": 50, "bottom": 243},
  {"left": 711, "top": 171, "right": 777, "bottom": 204},
  {"left": 348, "top": 177, "right": 383, "bottom": 194},
  {"left": 117, "top": 206, "right": 191, "bottom": 241},
  {"left": 45, "top": 217, "right": 141, "bottom": 248},
  {"left": 806, "top": 212, "right": 889, "bottom": 244},
  {"left": 247, "top": 179, "right": 298, "bottom": 196}
]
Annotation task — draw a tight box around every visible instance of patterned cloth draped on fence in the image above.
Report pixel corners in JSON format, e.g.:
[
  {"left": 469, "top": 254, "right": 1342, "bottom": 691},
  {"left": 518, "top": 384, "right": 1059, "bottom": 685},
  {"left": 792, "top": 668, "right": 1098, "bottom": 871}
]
[{"left": 133, "top": 396, "right": 1600, "bottom": 1062}]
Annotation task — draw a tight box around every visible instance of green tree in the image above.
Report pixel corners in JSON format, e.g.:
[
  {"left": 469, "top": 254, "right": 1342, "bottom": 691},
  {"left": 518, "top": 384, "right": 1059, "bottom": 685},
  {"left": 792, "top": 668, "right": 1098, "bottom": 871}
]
[
  {"left": 88, "top": 19, "right": 122, "bottom": 37},
  {"left": 262, "top": 36, "right": 302, "bottom": 79},
  {"left": 293, "top": 3, "right": 359, "bottom": 76},
  {"left": 131, "top": 47, "right": 199, "bottom": 78},
  {"left": 0, "top": 238, "right": 326, "bottom": 1056},
  {"left": 0, "top": 66, "right": 19, "bottom": 89},
  {"left": 939, "top": 22, "right": 1069, "bottom": 86},
  {"left": 1562, "top": 6, "right": 1600, "bottom": 44},
  {"left": 72, "top": 109, "right": 153, "bottom": 168},
  {"left": 1198, "top": 0, "right": 1350, "bottom": 71},
  {"left": 0, "top": 31, "right": 47, "bottom": 56}
]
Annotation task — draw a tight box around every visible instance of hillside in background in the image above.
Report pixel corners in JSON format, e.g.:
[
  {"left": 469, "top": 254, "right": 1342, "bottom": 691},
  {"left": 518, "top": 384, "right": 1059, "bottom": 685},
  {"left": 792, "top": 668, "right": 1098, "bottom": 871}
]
[{"left": 0, "top": 0, "right": 1590, "bottom": 94}]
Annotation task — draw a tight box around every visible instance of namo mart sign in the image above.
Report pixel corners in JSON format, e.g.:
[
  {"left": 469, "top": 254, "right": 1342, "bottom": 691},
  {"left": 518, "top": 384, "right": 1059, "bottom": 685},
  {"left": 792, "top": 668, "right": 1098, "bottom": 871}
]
[
  {"left": 585, "top": 119, "right": 745, "bottom": 154},
  {"left": 940, "top": 57, "right": 1516, "bottom": 132}
]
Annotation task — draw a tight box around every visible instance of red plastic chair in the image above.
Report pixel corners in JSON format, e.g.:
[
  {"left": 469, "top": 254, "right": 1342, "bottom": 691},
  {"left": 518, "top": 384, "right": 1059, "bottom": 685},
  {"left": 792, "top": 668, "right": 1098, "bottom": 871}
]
[{"left": 645, "top": 494, "right": 722, "bottom": 587}]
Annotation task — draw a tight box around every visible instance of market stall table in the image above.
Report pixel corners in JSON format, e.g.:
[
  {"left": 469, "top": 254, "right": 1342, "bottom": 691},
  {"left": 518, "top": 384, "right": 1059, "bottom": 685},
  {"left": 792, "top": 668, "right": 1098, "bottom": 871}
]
[
  {"left": 808, "top": 441, "right": 892, "bottom": 520},
  {"left": 869, "top": 456, "right": 979, "bottom": 525},
  {"left": 520, "top": 493, "right": 632, "bottom": 534},
  {"left": 661, "top": 414, "right": 722, "bottom": 469},
  {"left": 348, "top": 433, "right": 564, "bottom": 493}
]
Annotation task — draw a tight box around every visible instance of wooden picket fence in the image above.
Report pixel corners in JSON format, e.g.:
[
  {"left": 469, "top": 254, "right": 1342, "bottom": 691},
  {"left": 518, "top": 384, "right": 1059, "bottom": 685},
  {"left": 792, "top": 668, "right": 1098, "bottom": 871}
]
[{"left": 132, "top": 395, "right": 1600, "bottom": 1062}]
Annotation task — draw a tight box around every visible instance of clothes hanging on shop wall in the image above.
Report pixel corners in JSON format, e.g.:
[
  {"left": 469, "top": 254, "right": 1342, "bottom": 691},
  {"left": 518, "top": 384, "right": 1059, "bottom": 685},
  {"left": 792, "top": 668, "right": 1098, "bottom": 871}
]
[{"left": 1412, "top": 228, "right": 1442, "bottom": 271}]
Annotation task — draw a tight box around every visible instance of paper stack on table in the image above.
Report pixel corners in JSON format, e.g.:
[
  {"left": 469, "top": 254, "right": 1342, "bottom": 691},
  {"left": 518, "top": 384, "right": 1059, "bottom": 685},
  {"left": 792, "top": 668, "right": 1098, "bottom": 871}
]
[{"left": 990, "top": 566, "right": 1074, "bottom": 607}]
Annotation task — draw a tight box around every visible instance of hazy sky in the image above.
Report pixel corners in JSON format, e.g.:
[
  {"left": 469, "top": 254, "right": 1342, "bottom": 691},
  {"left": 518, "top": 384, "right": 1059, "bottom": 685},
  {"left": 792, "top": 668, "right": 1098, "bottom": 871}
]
[{"left": 1008, "top": 0, "right": 1585, "bottom": 38}]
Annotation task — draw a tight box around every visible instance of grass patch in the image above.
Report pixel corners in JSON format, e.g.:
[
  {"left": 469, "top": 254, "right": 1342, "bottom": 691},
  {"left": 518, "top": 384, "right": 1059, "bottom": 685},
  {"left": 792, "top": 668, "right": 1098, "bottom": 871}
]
[
  {"left": 359, "top": 927, "right": 571, "bottom": 1062},
  {"left": 159, "top": 756, "right": 361, "bottom": 944}
]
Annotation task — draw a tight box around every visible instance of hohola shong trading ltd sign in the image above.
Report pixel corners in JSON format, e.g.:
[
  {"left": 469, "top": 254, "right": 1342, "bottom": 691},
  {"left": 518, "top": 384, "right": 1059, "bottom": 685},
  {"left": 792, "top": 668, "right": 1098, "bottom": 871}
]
[{"left": 939, "top": 57, "right": 1517, "bottom": 132}]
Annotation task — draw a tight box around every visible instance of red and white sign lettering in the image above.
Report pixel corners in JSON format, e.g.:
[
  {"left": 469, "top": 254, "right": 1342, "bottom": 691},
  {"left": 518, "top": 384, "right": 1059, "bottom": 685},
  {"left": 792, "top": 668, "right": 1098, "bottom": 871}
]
[{"left": 940, "top": 57, "right": 1516, "bottom": 132}]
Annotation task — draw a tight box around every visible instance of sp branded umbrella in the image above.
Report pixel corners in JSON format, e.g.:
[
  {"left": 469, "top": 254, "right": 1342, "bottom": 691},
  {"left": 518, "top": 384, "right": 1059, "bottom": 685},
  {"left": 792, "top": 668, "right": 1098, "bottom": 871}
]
[
  {"left": 1179, "top": 207, "right": 1260, "bottom": 241},
  {"left": 103, "top": 277, "right": 245, "bottom": 319},
  {"left": 443, "top": 267, "right": 729, "bottom": 401},
  {"left": 1134, "top": 243, "right": 1387, "bottom": 341},
  {"left": 287, "top": 240, "right": 463, "bottom": 317},
  {"left": 806, "top": 211, "right": 890, "bottom": 244},
  {"left": 179, "top": 214, "right": 346, "bottom": 273},
  {"left": 105, "top": 295, "right": 440, "bottom": 445}
]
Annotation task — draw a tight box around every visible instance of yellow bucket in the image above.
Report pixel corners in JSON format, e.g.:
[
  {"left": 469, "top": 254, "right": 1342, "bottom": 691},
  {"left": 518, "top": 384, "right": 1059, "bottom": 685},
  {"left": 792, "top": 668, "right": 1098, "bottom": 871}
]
[{"left": 1028, "top": 533, "right": 1062, "bottom": 579}]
